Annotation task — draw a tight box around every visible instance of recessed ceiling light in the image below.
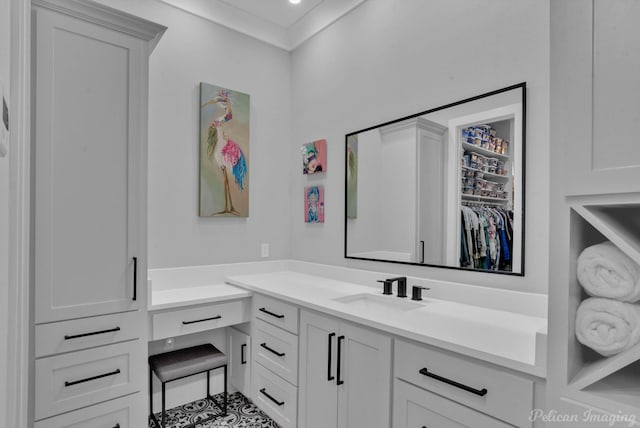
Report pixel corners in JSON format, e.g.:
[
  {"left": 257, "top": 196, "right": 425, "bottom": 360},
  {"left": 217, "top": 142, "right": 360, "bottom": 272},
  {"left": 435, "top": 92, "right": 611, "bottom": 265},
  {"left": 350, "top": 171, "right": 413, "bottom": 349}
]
[{"left": 289, "top": 0, "right": 301, "bottom": 4}]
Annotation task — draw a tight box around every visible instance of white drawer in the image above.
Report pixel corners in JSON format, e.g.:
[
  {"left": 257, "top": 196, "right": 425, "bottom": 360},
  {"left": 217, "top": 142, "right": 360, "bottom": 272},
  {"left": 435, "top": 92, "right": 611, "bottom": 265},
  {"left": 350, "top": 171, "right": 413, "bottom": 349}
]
[
  {"left": 395, "top": 339, "right": 533, "bottom": 427},
  {"left": 35, "top": 341, "right": 144, "bottom": 420},
  {"left": 253, "top": 294, "right": 299, "bottom": 334},
  {"left": 253, "top": 362, "right": 298, "bottom": 428},
  {"left": 34, "top": 392, "right": 144, "bottom": 428},
  {"left": 36, "top": 311, "right": 140, "bottom": 358},
  {"left": 394, "top": 379, "right": 514, "bottom": 428},
  {"left": 254, "top": 318, "right": 299, "bottom": 386},
  {"left": 152, "top": 299, "right": 250, "bottom": 340}
]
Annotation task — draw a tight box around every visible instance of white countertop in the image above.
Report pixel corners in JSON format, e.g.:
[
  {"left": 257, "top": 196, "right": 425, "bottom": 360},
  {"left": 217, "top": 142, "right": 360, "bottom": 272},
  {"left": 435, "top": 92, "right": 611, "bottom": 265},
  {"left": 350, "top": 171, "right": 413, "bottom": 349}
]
[
  {"left": 227, "top": 271, "right": 547, "bottom": 378},
  {"left": 149, "top": 283, "right": 251, "bottom": 311}
]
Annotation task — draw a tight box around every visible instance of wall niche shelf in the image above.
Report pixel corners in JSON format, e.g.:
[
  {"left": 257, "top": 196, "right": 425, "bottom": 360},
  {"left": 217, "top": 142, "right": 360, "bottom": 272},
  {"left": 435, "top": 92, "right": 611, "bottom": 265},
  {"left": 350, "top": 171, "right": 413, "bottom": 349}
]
[{"left": 565, "top": 202, "right": 640, "bottom": 416}]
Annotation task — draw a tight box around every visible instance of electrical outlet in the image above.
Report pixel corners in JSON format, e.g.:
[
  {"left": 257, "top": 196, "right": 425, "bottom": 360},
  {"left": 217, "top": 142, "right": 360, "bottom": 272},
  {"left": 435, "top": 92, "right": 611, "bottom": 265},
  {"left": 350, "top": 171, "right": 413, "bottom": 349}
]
[
  {"left": 165, "top": 338, "right": 175, "bottom": 350},
  {"left": 261, "top": 243, "right": 269, "bottom": 258}
]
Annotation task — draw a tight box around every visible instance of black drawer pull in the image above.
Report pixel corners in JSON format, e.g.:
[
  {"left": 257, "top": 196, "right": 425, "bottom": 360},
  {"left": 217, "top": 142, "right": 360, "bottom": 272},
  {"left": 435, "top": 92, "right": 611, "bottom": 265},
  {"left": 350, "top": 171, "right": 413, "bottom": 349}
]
[
  {"left": 260, "top": 342, "right": 285, "bottom": 357},
  {"left": 182, "top": 315, "right": 222, "bottom": 325},
  {"left": 64, "top": 369, "right": 121, "bottom": 387},
  {"left": 259, "top": 307, "right": 285, "bottom": 319},
  {"left": 419, "top": 368, "right": 488, "bottom": 397},
  {"left": 64, "top": 327, "right": 121, "bottom": 340},
  {"left": 260, "top": 388, "right": 284, "bottom": 406},
  {"left": 337, "top": 335, "right": 345, "bottom": 385},
  {"left": 327, "top": 332, "right": 335, "bottom": 381},
  {"left": 241, "top": 343, "right": 247, "bottom": 364}
]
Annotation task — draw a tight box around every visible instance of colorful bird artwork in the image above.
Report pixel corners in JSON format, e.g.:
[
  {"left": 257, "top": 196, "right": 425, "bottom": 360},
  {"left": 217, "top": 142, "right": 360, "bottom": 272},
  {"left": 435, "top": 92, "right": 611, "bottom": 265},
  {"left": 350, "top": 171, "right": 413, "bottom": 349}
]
[{"left": 199, "top": 84, "right": 250, "bottom": 217}]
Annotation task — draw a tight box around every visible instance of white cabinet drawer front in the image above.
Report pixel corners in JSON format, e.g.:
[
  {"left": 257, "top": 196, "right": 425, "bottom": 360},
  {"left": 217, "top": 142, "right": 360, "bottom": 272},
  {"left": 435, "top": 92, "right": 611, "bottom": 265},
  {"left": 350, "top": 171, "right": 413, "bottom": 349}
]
[
  {"left": 152, "top": 299, "right": 250, "bottom": 340},
  {"left": 253, "top": 362, "right": 298, "bottom": 428},
  {"left": 36, "top": 311, "right": 140, "bottom": 358},
  {"left": 394, "top": 379, "right": 514, "bottom": 428},
  {"left": 34, "top": 392, "right": 144, "bottom": 428},
  {"left": 35, "top": 341, "right": 144, "bottom": 420},
  {"left": 254, "top": 319, "right": 299, "bottom": 386},
  {"left": 395, "top": 339, "right": 532, "bottom": 427},
  {"left": 253, "top": 294, "right": 299, "bottom": 334}
]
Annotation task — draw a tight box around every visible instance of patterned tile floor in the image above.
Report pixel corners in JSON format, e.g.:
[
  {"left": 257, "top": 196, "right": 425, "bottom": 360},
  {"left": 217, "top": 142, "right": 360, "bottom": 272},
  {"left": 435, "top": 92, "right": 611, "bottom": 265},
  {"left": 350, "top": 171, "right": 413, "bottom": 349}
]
[{"left": 149, "top": 392, "right": 280, "bottom": 428}]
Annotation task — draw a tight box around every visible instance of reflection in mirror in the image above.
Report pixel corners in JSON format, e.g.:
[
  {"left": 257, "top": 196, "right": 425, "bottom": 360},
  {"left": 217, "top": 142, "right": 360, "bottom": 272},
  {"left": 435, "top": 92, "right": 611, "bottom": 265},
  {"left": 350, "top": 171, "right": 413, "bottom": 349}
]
[{"left": 345, "top": 83, "right": 525, "bottom": 275}]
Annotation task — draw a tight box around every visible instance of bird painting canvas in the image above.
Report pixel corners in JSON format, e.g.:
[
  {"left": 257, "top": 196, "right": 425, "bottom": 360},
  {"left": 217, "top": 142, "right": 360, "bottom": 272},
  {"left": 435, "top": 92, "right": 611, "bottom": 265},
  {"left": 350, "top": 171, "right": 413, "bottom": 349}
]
[{"left": 199, "top": 82, "right": 250, "bottom": 217}]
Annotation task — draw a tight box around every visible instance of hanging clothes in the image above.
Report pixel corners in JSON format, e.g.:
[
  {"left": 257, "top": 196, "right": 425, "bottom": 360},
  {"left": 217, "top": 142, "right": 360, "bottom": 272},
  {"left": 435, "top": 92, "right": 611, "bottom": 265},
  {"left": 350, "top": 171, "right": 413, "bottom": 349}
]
[{"left": 460, "top": 205, "right": 513, "bottom": 272}]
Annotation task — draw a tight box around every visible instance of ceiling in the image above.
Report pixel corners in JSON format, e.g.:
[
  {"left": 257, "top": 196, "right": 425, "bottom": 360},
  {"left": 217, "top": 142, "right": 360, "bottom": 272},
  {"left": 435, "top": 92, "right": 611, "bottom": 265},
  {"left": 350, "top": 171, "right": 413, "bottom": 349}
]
[{"left": 158, "top": 0, "right": 368, "bottom": 51}]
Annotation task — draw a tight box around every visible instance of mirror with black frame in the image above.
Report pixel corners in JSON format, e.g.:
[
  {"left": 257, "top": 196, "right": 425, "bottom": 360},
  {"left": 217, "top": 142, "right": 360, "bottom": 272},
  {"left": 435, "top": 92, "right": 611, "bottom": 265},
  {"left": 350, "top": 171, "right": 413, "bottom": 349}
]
[{"left": 345, "top": 83, "right": 525, "bottom": 275}]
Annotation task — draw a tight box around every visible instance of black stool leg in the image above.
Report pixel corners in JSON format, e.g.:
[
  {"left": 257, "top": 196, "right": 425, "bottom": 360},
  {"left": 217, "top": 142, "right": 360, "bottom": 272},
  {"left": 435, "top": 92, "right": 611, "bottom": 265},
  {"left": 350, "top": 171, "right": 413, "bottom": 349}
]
[
  {"left": 161, "top": 381, "right": 166, "bottom": 428},
  {"left": 223, "top": 365, "right": 227, "bottom": 416}
]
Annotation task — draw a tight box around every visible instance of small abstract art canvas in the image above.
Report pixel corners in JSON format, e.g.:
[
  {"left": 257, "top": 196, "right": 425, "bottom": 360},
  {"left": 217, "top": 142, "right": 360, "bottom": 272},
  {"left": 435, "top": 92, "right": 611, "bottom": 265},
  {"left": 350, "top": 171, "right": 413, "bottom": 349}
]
[
  {"left": 304, "top": 186, "right": 324, "bottom": 223},
  {"left": 301, "top": 139, "right": 327, "bottom": 174},
  {"left": 199, "top": 82, "right": 250, "bottom": 217},
  {"left": 346, "top": 135, "right": 358, "bottom": 219}
]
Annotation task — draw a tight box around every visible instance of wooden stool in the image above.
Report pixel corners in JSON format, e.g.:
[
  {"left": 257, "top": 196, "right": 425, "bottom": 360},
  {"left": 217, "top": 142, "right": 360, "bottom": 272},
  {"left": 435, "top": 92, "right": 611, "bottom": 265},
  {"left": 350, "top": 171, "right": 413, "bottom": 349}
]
[{"left": 149, "top": 344, "right": 228, "bottom": 428}]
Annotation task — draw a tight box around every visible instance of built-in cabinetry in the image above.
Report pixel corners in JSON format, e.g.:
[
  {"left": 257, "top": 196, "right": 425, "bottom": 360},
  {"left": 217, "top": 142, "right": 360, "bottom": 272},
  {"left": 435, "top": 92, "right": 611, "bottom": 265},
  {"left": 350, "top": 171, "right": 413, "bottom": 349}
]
[
  {"left": 298, "top": 310, "right": 392, "bottom": 428},
  {"left": 251, "top": 294, "right": 300, "bottom": 428},
  {"left": 229, "top": 326, "right": 251, "bottom": 396},
  {"left": 394, "top": 339, "right": 534, "bottom": 427},
  {"left": 32, "top": 0, "right": 164, "bottom": 425},
  {"left": 549, "top": 0, "right": 640, "bottom": 425}
]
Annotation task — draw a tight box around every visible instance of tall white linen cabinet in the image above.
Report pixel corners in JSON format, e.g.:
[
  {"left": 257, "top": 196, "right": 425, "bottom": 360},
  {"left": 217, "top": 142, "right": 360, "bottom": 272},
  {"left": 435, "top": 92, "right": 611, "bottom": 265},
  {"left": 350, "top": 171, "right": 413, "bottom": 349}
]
[
  {"left": 549, "top": 0, "right": 640, "bottom": 425},
  {"left": 31, "top": 0, "right": 165, "bottom": 426}
]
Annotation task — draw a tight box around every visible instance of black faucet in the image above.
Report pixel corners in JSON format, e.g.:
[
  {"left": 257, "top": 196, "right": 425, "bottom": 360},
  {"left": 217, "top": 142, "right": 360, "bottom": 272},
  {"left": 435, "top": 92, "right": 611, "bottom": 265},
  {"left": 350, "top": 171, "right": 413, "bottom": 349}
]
[
  {"left": 387, "top": 277, "right": 407, "bottom": 298},
  {"left": 376, "top": 279, "right": 393, "bottom": 295},
  {"left": 411, "top": 285, "right": 430, "bottom": 301}
]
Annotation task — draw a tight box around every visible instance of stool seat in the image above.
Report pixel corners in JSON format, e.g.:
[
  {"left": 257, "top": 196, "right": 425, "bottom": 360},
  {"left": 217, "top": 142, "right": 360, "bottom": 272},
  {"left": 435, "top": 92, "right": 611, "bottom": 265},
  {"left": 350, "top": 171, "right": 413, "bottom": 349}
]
[{"left": 149, "top": 344, "right": 228, "bottom": 383}]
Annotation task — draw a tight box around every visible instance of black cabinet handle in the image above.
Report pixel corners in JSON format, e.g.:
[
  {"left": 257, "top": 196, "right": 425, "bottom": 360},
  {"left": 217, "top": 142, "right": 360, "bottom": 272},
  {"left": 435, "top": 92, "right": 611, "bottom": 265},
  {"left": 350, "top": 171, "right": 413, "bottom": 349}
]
[
  {"left": 327, "top": 332, "right": 335, "bottom": 381},
  {"left": 336, "top": 335, "right": 345, "bottom": 385},
  {"left": 182, "top": 315, "right": 222, "bottom": 325},
  {"left": 64, "top": 369, "right": 121, "bottom": 387},
  {"left": 132, "top": 257, "right": 137, "bottom": 301},
  {"left": 64, "top": 327, "right": 121, "bottom": 340},
  {"left": 241, "top": 343, "right": 247, "bottom": 365},
  {"left": 419, "top": 368, "right": 487, "bottom": 396},
  {"left": 260, "top": 388, "right": 284, "bottom": 406},
  {"left": 259, "top": 307, "right": 285, "bottom": 319},
  {"left": 420, "top": 241, "right": 425, "bottom": 264},
  {"left": 260, "top": 342, "right": 285, "bottom": 357}
]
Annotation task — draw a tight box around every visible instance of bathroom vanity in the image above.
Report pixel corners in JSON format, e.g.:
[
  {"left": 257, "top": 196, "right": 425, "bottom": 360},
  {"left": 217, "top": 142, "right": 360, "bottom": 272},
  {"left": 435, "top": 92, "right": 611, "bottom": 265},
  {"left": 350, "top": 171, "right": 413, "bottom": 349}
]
[{"left": 148, "top": 262, "right": 547, "bottom": 428}]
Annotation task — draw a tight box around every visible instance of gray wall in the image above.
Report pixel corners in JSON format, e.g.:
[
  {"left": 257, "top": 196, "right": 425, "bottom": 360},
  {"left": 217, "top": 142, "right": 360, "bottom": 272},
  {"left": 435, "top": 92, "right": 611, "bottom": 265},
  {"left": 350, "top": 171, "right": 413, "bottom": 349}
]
[
  {"left": 96, "top": 0, "right": 294, "bottom": 268},
  {"left": 289, "top": 0, "right": 550, "bottom": 294}
]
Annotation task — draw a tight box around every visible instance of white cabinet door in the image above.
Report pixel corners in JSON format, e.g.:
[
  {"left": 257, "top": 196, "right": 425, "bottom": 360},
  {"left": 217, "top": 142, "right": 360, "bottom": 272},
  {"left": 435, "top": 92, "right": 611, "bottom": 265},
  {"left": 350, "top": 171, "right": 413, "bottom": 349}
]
[
  {"left": 299, "top": 310, "right": 392, "bottom": 428},
  {"left": 299, "top": 310, "right": 340, "bottom": 428},
  {"left": 337, "top": 321, "right": 391, "bottom": 428},
  {"left": 394, "top": 379, "right": 514, "bottom": 428},
  {"left": 554, "top": 0, "right": 640, "bottom": 196},
  {"left": 33, "top": 6, "right": 144, "bottom": 323},
  {"left": 229, "top": 327, "right": 250, "bottom": 396}
]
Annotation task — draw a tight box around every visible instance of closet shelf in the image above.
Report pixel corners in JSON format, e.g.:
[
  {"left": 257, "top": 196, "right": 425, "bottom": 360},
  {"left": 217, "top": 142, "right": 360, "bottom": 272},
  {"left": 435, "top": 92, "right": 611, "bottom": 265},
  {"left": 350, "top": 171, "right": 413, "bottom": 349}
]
[
  {"left": 462, "top": 142, "right": 509, "bottom": 160},
  {"left": 461, "top": 166, "right": 509, "bottom": 181},
  {"left": 461, "top": 194, "right": 509, "bottom": 203}
]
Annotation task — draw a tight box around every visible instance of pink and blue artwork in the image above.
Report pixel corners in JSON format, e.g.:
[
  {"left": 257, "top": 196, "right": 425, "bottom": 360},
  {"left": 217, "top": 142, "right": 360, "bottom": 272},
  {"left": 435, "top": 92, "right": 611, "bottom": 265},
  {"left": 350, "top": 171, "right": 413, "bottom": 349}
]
[
  {"left": 301, "top": 139, "right": 327, "bottom": 174},
  {"left": 304, "top": 186, "right": 324, "bottom": 223},
  {"left": 199, "top": 82, "right": 250, "bottom": 217}
]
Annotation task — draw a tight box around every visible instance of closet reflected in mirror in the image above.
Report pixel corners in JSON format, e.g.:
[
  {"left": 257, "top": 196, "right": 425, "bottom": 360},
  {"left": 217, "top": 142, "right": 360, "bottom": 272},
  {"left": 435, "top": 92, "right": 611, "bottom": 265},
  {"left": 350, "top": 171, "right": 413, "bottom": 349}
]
[{"left": 345, "top": 83, "right": 525, "bottom": 275}]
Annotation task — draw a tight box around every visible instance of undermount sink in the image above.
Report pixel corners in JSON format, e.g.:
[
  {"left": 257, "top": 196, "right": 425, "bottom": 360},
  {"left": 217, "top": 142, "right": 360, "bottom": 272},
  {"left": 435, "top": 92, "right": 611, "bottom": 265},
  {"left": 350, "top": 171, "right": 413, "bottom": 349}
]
[{"left": 332, "top": 293, "right": 423, "bottom": 312}]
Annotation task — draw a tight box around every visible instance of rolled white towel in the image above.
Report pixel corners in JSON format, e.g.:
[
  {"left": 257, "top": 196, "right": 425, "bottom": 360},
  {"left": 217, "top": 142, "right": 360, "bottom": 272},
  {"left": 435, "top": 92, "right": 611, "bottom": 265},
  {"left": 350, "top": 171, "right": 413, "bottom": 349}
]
[
  {"left": 577, "top": 241, "right": 640, "bottom": 302},
  {"left": 575, "top": 297, "right": 640, "bottom": 357}
]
